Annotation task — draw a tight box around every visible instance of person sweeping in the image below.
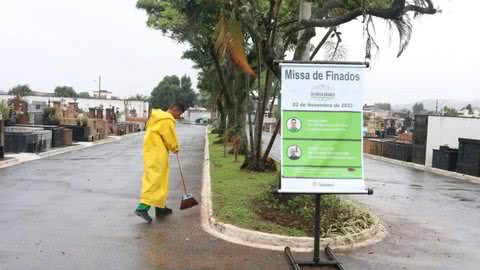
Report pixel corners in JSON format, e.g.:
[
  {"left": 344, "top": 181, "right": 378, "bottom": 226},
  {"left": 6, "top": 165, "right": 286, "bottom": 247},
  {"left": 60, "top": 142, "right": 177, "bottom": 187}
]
[{"left": 134, "top": 103, "right": 186, "bottom": 223}]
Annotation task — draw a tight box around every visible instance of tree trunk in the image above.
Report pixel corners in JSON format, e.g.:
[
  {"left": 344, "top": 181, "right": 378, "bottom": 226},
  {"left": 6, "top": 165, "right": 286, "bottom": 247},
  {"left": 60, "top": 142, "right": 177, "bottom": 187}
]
[
  {"left": 216, "top": 99, "right": 226, "bottom": 134},
  {"left": 269, "top": 93, "right": 277, "bottom": 114},
  {"left": 236, "top": 88, "right": 248, "bottom": 154},
  {"left": 293, "top": 27, "right": 316, "bottom": 60},
  {"left": 247, "top": 100, "right": 254, "bottom": 157},
  {"left": 263, "top": 117, "right": 281, "bottom": 161},
  {"left": 250, "top": 69, "right": 274, "bottom": 171}
]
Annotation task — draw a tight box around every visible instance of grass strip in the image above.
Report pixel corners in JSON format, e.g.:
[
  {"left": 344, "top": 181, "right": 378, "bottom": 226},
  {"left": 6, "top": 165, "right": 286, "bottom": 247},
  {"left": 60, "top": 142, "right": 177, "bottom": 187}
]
[{"left": 208, "top": 133, "right": 379, "bottom": 238}]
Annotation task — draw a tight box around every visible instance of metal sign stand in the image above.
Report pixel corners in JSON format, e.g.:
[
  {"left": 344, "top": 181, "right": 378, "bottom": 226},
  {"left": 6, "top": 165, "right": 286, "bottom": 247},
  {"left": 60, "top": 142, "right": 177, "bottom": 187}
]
[
  {"left": 284, "top": 189, "right": 373, "bottom": 270},
  {"left": 275, "top": 59, "right": 372, "bottom": 269}
]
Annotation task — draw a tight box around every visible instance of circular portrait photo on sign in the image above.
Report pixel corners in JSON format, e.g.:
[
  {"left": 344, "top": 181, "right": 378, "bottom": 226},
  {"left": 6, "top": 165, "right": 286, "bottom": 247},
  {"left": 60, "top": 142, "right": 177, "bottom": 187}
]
[
  {"left": 287, "top": 145, "right": 302, "bottom": 160},
  {"left": 287, "top": 118, "right": 301, "bottom": 132}
]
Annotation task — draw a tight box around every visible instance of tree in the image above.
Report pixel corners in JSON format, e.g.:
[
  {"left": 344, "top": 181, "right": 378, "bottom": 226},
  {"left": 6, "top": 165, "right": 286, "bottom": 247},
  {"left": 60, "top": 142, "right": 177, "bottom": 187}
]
[
  {"left": 443, "top": 106, "right": 459, "bottom": 117},
  {"left": 78, "top": 92, "right": 91, "bottom": 98},
  {"left": 412, "top": 102, "right": 425, "bottom": 113},
  {"left": 217, "top": 0, "right": 438, "bottom": 171},
  {"left": 178, "top": 76, "right": 197, "bottom": 107},
  {"left": 137, "top": 0, "right": 439, "bottom": 171},
  {"left": 127, "top": 94, "right": 149, "bottom": 101},
  {"left": 150, "top": 75, "right": 197, "bottom": 110},
  {"left": 465, "top": 104, "right": 474, "bottom": 114},
  {"left": 54, "top": 86, "right": 77, "bottom": 98},
  {"left": 8, "top": 84, "right": 32, "bottom": 96},
  {"left": 374, "top": 103, "right": 391, "bottom": 111},
  {"left": 0, "top": 100, "right": 10, "bottom": 120}
]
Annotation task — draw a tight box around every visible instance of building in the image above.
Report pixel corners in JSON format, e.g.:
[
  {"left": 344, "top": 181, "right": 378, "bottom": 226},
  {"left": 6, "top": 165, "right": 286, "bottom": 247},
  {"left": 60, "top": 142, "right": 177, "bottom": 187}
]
[
  {"left": 31, "top": 91, "right": 52, "bottom": 97},
  {"left": 458, "top": 108, "right": 480, "bottom": 118},
  {"left": 92, "top": 90, "right": 113, "bottom": 99},
  {"left": 183, "top": 106, "right": 211, "bottom": 124},
  {"left": 0, "top": 95, "right": 149, "bottom": 119},
  {"left": 424, "top": 115, "right": 480, "bottom": 167}
]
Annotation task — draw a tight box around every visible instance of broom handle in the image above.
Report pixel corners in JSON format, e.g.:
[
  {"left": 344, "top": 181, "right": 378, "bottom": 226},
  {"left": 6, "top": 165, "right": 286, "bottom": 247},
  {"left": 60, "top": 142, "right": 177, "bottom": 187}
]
[{"left": 176, "top": 153, "right": 188, "bottom": 195}]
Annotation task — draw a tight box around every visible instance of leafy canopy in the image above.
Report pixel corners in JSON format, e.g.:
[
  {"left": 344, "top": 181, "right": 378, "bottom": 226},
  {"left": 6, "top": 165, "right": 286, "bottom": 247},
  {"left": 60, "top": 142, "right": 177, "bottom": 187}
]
[
  {"left": 150, "top": 75, "right": 197, "bottom": 110},
  {"left": 412, "top": 102, "right": 425, "bottom": 113},
  {"left": 8, "top": 84, "right": 33, "bottom": 96},
  {"left": 54, "top": 86, "right": 77, "bottom": 98}
]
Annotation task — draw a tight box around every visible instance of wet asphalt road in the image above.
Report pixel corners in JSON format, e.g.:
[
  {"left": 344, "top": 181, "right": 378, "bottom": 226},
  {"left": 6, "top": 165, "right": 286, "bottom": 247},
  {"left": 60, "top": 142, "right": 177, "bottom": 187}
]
[
  {"left": 1, "top": 126, "right": 479, "bottom": 270},
  {"left": 263, "top": 131, "right": 480, "bottom": 270},
  {"left": 0, "top": 125, "right": 288, "bottom": 270}
]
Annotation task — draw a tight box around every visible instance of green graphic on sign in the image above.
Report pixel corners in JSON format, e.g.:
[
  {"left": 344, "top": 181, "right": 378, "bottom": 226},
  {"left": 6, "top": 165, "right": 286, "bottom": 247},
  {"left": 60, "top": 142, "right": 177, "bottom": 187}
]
[{"left": 282, "top": 112, "right": 362, "bottom": 179}]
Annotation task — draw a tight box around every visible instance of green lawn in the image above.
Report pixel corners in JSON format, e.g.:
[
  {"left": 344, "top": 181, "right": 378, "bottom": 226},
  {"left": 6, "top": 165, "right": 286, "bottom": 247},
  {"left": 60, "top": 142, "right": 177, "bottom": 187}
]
[
  {"left": 209, "top": 134, "right": 307, "bottom": 236},
  {"left": 208, "top": 133, "right": 379, "bottom": 237}
]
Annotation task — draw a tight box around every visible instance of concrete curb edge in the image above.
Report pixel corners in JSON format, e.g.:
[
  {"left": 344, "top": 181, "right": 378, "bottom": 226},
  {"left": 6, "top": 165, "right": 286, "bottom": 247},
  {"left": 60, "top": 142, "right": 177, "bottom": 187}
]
[
  {"left": 201, "top": 130, "right": 388, "bottom": 252},
  {"left": 0, "top": 157, "right": 19, "bottom": 168},
  {"left": 364, "top": 154, "right": 480, "bottom": 184}
]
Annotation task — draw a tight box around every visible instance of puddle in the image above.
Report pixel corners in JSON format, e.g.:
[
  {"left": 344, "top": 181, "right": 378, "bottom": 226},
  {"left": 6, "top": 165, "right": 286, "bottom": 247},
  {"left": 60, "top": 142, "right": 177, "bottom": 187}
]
[
  {"left": 442, "top": 188, "right": 480, "bottom": 193},
  {"left": 451, "top": 195, "right": 475, "bottom": 202}
]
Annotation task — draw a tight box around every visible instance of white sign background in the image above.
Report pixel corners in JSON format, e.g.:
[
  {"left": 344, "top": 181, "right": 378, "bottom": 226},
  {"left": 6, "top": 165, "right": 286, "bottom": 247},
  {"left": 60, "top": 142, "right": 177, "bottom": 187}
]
[{"left": 279, "top": 63, "right": 367, "bottom": 194}]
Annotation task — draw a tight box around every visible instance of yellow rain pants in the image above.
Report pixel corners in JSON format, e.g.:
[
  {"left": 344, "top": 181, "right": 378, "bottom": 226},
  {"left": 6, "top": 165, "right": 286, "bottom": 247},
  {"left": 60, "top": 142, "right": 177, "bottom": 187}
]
[{"left": 140, "top": 109, "right": 179, "bottom": 208}]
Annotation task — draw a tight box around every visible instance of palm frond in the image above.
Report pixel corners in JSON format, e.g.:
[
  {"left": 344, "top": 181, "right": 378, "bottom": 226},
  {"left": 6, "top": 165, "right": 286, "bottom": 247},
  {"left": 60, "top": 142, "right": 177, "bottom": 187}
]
[
  {"left": 392, "top": 16, "right": 412, "bottom": 57},
  {"left": 226, "top": 19, "right": 256, "bottom": 77},
  {"left": 213, "top": 12, "right": 256, "bottom": 77},
  {"left": 213, "top": 12, "right": 228, "bottom": 62}
]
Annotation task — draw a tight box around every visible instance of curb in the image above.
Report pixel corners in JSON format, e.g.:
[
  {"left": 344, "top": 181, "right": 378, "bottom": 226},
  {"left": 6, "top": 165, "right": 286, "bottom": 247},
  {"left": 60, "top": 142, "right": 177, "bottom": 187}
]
[
  {"left": 37, "top": 144, "right": 88, "bottom": 158},
  {"left": 201, "top": 131, "right": 387, "bottom": 252},
  {"left": 0, "top": 157, "right": 19, "bottom": 168},
  {"left": 0, "top": 132, "right": 144, "bottom": 169},
  {"left": 364, "top": 154, "right": 480, "bottom": 184}
]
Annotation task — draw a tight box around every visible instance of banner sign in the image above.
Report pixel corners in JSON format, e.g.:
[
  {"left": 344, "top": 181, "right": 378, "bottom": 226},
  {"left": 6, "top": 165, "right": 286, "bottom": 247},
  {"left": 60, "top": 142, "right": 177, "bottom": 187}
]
[{"left": 279, "top": 62, "right": 367, "bottom": 193}]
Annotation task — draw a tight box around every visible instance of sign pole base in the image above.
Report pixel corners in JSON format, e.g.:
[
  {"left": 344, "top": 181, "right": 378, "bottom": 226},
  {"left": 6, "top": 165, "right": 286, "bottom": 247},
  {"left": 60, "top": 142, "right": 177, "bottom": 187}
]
[
  {"left": 284, "top": 190, "right": 373, "bottom": 269},
  {"left": 285, "top": 246, "right": 345, "bottom": 270},
  {"left": 284, "top": 194, "right": 345, "bottom": 270}
]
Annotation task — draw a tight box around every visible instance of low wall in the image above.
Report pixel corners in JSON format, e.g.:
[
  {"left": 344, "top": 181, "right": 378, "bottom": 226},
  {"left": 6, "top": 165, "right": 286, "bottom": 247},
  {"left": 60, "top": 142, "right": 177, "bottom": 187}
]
[{"left": 426, "top": 116, "right": 480, "bottom": 166}]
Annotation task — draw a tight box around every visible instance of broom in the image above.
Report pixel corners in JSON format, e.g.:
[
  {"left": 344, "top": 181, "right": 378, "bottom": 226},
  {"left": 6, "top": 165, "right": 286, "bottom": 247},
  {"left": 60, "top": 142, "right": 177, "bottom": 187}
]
[{"left": 176, "top": 153, "right": 199, "bottom": 210}]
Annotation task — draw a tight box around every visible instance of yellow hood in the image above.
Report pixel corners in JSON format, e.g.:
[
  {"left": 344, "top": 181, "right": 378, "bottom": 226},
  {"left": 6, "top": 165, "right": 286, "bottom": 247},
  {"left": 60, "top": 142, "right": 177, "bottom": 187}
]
[{"left": 147, "top": 109, "right": 175, "bottom": 127}]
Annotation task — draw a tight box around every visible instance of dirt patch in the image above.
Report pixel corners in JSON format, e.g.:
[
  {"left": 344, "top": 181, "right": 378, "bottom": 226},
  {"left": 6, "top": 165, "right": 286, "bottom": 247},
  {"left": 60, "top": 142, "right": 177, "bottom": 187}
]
[
  {"left": 256, "top": 205, "right": 315, "bottom": 236},
  {"left": 254, "top": 192, "right": 379, "bottom": 238}
]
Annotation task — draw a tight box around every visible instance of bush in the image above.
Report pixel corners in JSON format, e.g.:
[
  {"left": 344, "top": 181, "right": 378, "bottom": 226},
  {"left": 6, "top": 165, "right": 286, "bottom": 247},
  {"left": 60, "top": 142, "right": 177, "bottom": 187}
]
[
  {"left": 256, "top": 189, "right": 378, "bottom": 237},
  {"left": 0, "top": 101, "right": 10, "bottom": 120},
  {"left": 43, "top": 107, "right": 60, "bottom": 125}
]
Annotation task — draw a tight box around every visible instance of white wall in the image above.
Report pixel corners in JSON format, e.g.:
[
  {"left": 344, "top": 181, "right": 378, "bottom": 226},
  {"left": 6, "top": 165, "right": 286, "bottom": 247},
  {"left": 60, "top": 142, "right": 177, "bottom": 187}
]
[
  {"left": 185, "top": 111, "right": 210, "bottom": 123},
  {"left": 425, "top": 116, "right": 480, "bottom": 166},
  {"left": 0, "top": 95, "right": 149, "bottom": 118}
]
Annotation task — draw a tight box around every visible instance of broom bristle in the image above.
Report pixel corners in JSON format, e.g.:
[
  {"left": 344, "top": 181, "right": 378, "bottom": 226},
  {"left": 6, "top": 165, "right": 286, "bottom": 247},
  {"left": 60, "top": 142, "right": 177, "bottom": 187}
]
[{"left": 180, "top": 194, "right": 199, "bottom": 210}]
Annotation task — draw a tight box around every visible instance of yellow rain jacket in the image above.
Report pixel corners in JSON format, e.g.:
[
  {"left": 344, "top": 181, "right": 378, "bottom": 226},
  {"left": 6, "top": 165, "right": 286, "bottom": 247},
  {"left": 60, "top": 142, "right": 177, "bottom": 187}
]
[{"left": 140, "top": 109, "right": 179, "bottom": 208}]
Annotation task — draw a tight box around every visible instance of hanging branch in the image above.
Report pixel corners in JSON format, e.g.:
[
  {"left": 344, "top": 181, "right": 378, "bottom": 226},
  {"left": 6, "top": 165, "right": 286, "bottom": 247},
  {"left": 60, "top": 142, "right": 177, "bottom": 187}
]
[
  {"left": 331, "top": 29, "right": 342, "bottom": 60},
  {"left": 309, "top": 27, "right": 335, "bottom": 60},
  {"left": 285, "top": 0, "right": 436, "bottom": 34},
  {"left": 262, "top": 118, "right": 280, "bottom": 162}
]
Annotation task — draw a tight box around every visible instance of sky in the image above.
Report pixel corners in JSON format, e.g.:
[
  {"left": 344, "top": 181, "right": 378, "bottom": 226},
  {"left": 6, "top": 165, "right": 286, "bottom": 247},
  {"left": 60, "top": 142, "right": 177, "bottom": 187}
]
[
  {"left": 0, "top": 0, "right": 478, "bottom": 104},
  {"left": 0, "top": 0, "right": 196, "bottom": 98},
  {"left": 324, "top": 0, "right": 479, "bottom": 105}
]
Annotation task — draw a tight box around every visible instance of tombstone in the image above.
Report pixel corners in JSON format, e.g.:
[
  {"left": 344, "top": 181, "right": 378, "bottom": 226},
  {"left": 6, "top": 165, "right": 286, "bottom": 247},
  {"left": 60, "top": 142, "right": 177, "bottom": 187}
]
[
  {"left": 8, "top": 96, "right": 28, "bottom": 113},
  {"left": 29, "top": 101, "right": 47, "bottom": 113},
  {"left": 106, "top": 108, "right": 114, "bottom": 122},
  {"left": 96, "top": 108, "right": 104, "bottom": 119},
  {"left": 64, "top": 103, "right": 79, "bottom": 119},
  {"left": 88, "top": 108, "right": 96, "bottom": 119},
  {"left": 0, "top": 112, "right": 4, "bottom": 150},
  {"left": 129, "top": 108, "right": 138, "bottom": 118}
]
